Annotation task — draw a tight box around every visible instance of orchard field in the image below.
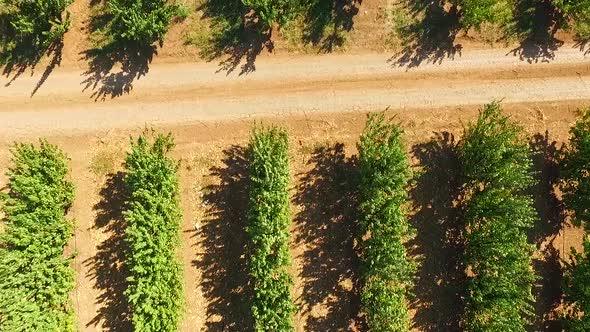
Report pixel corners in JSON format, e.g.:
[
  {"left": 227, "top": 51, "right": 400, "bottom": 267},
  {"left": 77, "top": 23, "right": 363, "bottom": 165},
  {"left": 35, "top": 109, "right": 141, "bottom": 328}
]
[
  {"left": 2, "top": 0, "right": 590, "bottom": 331},
  {"left": 0, "top": 0, "right": 589, "bottom": 92},
  {"left": 1, "top": 101, "right": 590, "bottom": 331}
]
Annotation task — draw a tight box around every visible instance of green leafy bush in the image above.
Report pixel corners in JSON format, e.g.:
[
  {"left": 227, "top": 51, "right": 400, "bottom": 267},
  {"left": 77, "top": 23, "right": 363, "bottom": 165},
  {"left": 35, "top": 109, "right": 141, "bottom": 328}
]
[
  {"left": 459, "top": 102, "right": 537, "bottom": 331},
  {"left": 247, "top": 126, "right": 295, "bottom": 332},
  {"left": 456, "top": 0, "right": 514, "bottom": 31},
  {"left": 357, "top": 113, "right": 416, "bottom": 331},
  {"left": 561, "top": 108, "right": 590, "bottom": 231},
  {"left": 124, "top": 132, "right": 183, "bottom": 332},
  {"left": 561, "top": 108, "right": 590, "bottom": 330},
  {"left": 0, "top": 0, "right": 72, "bottom": 62},
  {"left": 0, "top": 140, "right": 75, "bottom": 331},
  {"left": 554, "top": 0, "right": 590, "bottom": 39},
  {"left": 101, "top": 0, "right": 187, "bottom": 47},
  {"left": 242, "top": 0, "right": 297, "bottom": 30},
  {"left": 563, "top": 240, "right": 590, "bottom": 331}
]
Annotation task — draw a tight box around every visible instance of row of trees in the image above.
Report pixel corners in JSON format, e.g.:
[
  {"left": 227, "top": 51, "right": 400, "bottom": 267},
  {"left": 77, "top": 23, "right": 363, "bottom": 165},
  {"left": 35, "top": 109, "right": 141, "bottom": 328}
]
[
  {"left": 0, "top": 0, "right": 187, "bottom": 63},
  {"left": 456, "top": 0, "right": 590, "bottom": 39},
  {"left": 354, "top": 104, "right": 590, "bottom": 331},
  {"left": 247, "top": 127, "right": 295, "bottom": 331},
  {"left": 561, "top": 108, "right": 590, "bottom": 330},
  {"left": 2, "top": 0, "right": 589, "bottom": 64},
  {"left": 0, "top": 133, "right": 185, "bottom": 332},
  {"left": 4, "top": 108, "right": 590, "bottom": 330},
  {"left": 0, "top": 141, "right": 76, "bottom": 330},
  {"left": 357, "top": 113, "right": 415, "bottom": 330},
  {"left": 123, "top": 132, "right": 184, "bottom": 331},
  {"left": 459, "top": 103, "right": 538, "bottom": 330}
]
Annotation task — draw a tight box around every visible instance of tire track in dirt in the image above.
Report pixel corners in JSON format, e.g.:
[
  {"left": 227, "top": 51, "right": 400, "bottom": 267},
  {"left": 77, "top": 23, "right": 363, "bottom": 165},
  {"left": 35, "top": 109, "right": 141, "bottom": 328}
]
[{"left": 1, "top": 49, "right": 589, "bottom": 139}]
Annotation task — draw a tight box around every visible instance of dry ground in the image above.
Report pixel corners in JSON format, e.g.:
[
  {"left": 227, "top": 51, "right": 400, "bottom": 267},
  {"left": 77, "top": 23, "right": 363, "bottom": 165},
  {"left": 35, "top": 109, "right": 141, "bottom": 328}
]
[{"left": 0, "top": 102, "right": 586, "bottom": 331}]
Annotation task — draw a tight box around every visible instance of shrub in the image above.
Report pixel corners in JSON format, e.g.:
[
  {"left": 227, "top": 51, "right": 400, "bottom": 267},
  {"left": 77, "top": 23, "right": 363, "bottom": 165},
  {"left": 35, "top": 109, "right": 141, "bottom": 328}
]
[
  {"left": 102, "top": 0, "right": 187, "bottom": 47},
  {"left": 554, "top": 0, "right": 590, "bottom": 39},
  {"left": 459, "top": 102, "right": 537, "bottom": 331},
  {"left": 561, "top": 108, "right": 590, "bottom": 231},
  {"left": 561, "top": 107, "right": 590, "bottom": 330},
  {"left": 0, "top": 140, "right": 75, "bottom": 331},
  {"left": 357, "top": 113, "right": 416, "bottom": 331},
  {"left": 247, "top": 126, "right": 295, "bottom": 331},
  {"left": 456, "top": 0, "right": 514, "bottom": 31},
  {"left": 124, "top": 132, "right": 183, "bottom": 332},
  {"left": 0, "top": 0, "right": 72, "bottom": 63},
  {"left": 242, "top": 0, "right": 297, "bottom": 30}
]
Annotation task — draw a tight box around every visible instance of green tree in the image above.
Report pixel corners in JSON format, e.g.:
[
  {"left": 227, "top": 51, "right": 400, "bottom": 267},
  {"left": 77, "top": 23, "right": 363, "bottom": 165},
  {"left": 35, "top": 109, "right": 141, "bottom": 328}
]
[
  {"left": 459, "top": 102, "right": 537, "bottom": 331},
  {"left": 456, "top": 0, "right": 514, "bottom": 32},
  {"left": 248, "top": 126, "right": 295, "bottom": 331},
  {"left": 124, "top": 132, "right": 184, "bottom": 332},
  {"left": 242, "top": 0, "right": 297, "bottom": 30},
  {"left": 0, "top": 140, "right": 75, "bottom": 331},
  {"left": 561, "top": 108, "right": 590, "bottom": 330},
  {"left": 0, "top": 0, "right": 72, "bottom": 63},
  {"left": 102, "top": 0, "right": 187, "bottom": 47},
  {"left": 357, "top": 113, "right": 416, "bottom": 331},
  {"left": 554, "top": 0, "right": 590, "bottom": 39}
]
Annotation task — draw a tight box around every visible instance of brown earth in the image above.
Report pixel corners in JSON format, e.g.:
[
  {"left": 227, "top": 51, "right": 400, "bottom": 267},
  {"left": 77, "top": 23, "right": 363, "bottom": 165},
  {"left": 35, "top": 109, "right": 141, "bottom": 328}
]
[{"left": 0, "top": 102, "right": 587, "bottom": 331}]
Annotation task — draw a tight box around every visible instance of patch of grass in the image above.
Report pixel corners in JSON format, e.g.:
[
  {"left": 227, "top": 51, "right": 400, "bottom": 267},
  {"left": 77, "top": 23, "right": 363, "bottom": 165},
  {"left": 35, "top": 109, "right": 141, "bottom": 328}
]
[
  {"left": 90, "top": 149, "right": 122, "bottom": 177},
  {"left": 192, "top": 154, "right": 214, "bottom": 170},
  {"left": 299, "top": 139, "right": 331, "bottom": 157},
  {"left": 184, "top": 14, "right": 212, "bottom": 50},
  {"left": 281, "top": 15, "right": 315, "bottom": 53},
  {"left": 475, "top": 22, "right": 513, "bottom": 45},
  {"left": 387, "top": 3, "right": 416, "bottom": 49}
]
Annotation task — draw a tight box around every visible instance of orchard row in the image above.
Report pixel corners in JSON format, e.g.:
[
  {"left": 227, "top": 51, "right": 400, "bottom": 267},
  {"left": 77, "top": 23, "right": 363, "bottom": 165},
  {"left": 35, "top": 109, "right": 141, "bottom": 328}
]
[
  {"left": 1, "top": 0, "right": 589, "bottom": 65},
  {"left": 2, "top": 103, "right": 590, "bottom": 331}
]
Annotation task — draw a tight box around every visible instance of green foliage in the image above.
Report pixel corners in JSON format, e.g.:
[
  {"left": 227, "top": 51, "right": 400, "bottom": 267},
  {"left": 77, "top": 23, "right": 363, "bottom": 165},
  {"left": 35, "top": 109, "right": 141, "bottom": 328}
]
[
  {"left": 242, "top": 0, "right": 297, "bottom": 30},
  {"left": 0, "top": 0, "right": 72, "bottom": 63},
  {"left": 461, "top": 102, "right": 534, "bottom": 190},
  {"left": 456, "top": 0, "right": 514, "bottom": 32},
  {"left": 102, "top": 0, "right": 187, "bottom": 46},
  {"left": 563, "top": 240, "right": 590, "bottom": 331},
  {"left": 459, "top": 102, "right": 537, "bottom": 331},
  {"left": 247, "top": 126, "right": 295, "bottom": 332},
  {"left": 124, "top": 132, "right": 183, "bottom": 332},
  {"left": 0, "top": 140, "right": 75, "bottom": 331},
  {"left": 562, "top": 108, "right": 590, "bottom": 231},
  {"left": 357, "top": 113, "right": 416, "bottom": 331},
  {"left": 561, "top": 108, "right": 590, "bottom": 329},
  {"left": 554, "top": 0, "right": 590, "bottom": 39}
]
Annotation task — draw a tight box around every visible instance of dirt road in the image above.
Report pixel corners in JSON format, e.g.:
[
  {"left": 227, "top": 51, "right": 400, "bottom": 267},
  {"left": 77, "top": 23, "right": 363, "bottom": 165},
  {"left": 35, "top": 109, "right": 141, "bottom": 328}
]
[{"left": 1, "top": 48, "right": 589, "bottom": 139}]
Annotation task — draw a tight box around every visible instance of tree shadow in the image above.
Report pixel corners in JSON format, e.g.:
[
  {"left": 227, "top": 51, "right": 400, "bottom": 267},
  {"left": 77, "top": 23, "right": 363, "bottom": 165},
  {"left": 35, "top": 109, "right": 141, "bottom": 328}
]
[
  {"left": 508, "top": 0, "right": 564, "bottom": 63},
  {"left": 192, "top": 145, "right": 253, "bottom": 331},
  {"left": 80, "top": 43, "right": 156, "bottom": 101},
  {"left": 293, "top": 143, "right": 363, "bottom": 330},
  {"left": 302, "top": 0, "right": 361, "bottom": 53},
  {"left": 0, "top": 11, "right": 65, "bottom": 96},
  {"left": 574, "top": 37, "right": 590, "bottom": 56},
  {"left": 528, "top": 132, "right": 565, "bottom": 331},
  {"left": 79, "top": 3, "right": 156, "bottom": 100},
  {"left": 409, "top": 132, "right": 464, "bottom": 331},
  {"left": 390, "top": 1, "right": 462, "bottom": 68},
  {"left": 84, "top": 172, "right": 132, "bottom": 331},
  {"left": 198, "top": 0, "right": 273, "bottom": 75}
]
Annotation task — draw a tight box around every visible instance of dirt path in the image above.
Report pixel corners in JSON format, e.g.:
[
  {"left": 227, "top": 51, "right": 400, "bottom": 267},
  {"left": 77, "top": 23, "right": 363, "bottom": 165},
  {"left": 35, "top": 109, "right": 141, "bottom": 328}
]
[{"left": 1, "top": 48, "right": 589, "bottom": 139}]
